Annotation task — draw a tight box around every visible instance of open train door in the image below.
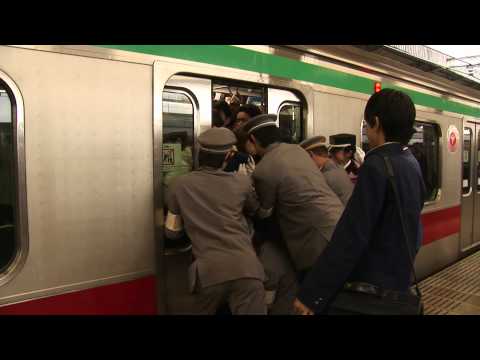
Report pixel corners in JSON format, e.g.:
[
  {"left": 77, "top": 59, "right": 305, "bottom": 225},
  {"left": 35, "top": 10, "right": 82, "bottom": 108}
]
[
  {"left": 153, "top": 61, "right": 214, "bottom": 314},
  {"left": 152, "top": 55, "right": 312, "bottom": 314},
  {"left": 153, "top": 58, "right": 268, "bottom": 314}
]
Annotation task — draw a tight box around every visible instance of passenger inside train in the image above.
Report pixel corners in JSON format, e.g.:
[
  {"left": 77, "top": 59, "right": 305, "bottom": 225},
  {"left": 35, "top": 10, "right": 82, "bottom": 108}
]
[
  {"left": 212, "top": 101, "right": 234, "bottom": 130},
  {"left": 233, "top": 104, "right": 263, "bottom": 131}
]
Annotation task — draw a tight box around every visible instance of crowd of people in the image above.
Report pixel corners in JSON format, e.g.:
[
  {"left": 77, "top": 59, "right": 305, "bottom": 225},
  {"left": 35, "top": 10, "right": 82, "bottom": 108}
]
[{"left": 164, "top": 89, "right": 426, "bottom": 315}]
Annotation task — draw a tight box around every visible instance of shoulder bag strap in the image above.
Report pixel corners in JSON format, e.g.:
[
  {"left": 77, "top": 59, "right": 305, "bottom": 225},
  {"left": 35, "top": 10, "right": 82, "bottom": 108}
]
[{"left": 383, "top": 155, "right": 422, "bottom": 298}]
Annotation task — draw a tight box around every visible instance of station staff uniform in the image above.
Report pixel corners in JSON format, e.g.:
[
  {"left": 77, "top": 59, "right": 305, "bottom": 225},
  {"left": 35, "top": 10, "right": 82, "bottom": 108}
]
[
  {"left": 257, "top": 239, "right": 299, "bottom": 314},
  {"left": 329, "top": 133, "right": 361, "bottom": 184},
  {"left": 165, "top": 127, "right": 266, "bottom": 315},
  {"left": 244, "top": 115, "right": 345, "bottom": 276},
  {"left": 223, "top": 124, "right": 298, "bottom": 314},
  {"left": 322, "top": 160, "right": 354, "bottom": 205},
  {"left": 300, "top": 136, "right": 354, "bottom": 206}
]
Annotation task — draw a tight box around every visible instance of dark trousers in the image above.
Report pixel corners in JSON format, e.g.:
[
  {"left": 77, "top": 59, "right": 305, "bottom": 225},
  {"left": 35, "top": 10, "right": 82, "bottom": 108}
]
[
  {"left": 296, "top": 267, "right": 350, "bottom": 315},
  {"left": 297, "top": 268, "right": 312, "bottom": 285}
]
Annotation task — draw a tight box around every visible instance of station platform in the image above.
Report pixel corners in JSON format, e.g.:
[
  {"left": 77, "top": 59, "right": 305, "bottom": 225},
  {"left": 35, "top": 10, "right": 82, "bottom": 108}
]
[{"left": 420, "top": 250, "right": 480, "bottom": 315}]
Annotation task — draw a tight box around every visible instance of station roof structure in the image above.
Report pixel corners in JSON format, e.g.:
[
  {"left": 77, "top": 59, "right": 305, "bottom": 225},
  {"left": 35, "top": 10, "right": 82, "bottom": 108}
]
[{"left": 354, "top": 45, "right": 480, "bottom": 90}]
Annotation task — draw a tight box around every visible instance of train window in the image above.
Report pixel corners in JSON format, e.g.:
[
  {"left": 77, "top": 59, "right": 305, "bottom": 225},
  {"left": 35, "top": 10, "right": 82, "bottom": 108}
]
[
  {"left": 213, "top": 83, "right": 265, "bottom": 109},
  {"left": 408, "top": 121, "right": 440, "bottom": 202},
  {"left": 162, "top": 90, "right": 195, "bottom": 198},
  {"left": 162, "top": 89, "right": 195, "bottom": 251},
  {"left": 362, "top": 119, "right": 440, "bottom": 202},
  {"left": 0, "top": 85, "right": 17, "bottom": 273},
  {"left": 463, "top": 128, "right": 472, "bottom": 195},
  {"left": 211, "top": 80, "right": 305, "bottom": 144},
  {"left": 278, "top": 102, "right": 303, "bottom": 144},
  {"left": 212, "top": 81, "right": 266, "bottom": 129},
  {"left": 268, "top": 88, "right": 304, "bottom": 144}
]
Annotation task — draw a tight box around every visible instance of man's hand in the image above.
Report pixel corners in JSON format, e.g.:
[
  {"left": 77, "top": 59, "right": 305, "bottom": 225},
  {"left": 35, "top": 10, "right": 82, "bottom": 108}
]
[
  {"left": 237, "top": 163, "right": 248, "bottom": 176},
  {"left": 293, "top": 298, "right": 314, "bottom": 315}
]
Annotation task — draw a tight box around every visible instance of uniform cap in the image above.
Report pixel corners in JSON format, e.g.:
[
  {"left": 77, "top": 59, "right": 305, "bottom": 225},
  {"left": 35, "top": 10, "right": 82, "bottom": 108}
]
[
  {"left": 329, "top": 133, "right": 356, "bottom": 149},
  {"left": 300, "top": 135, "right": 329, "bottom": 151},
  {"left": 197, "top": 127, "right": 237, "bottom": 153},
  {"left": 242, "top": 114, "right": 278, "bottom": 135}
]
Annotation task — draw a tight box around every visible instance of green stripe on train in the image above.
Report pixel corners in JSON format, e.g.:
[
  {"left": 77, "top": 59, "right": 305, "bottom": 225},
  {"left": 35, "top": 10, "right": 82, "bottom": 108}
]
[{"left": 99, "top": 45, "right": 480, "bottom": 118}]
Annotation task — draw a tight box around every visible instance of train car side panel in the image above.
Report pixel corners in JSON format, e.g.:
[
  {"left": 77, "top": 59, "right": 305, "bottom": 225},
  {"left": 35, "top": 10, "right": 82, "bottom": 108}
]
[
  {"left": 313, "top": 91, "right": 367, "bottom": 140},
  {"left": 0, "top": 46, "right": 155, "bottom": 307}
]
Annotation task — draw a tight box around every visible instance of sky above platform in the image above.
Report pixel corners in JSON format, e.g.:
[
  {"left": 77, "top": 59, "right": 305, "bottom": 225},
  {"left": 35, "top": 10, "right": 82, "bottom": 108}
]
[{"left": 427, "top": 45, "right": 480, "bottom": 59}]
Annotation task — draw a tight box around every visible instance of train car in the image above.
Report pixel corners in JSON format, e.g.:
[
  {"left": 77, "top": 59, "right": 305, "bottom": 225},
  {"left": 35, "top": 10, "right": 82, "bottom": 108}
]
[{"left": 0, "top": 45, "right": 479, "bottom": 314}]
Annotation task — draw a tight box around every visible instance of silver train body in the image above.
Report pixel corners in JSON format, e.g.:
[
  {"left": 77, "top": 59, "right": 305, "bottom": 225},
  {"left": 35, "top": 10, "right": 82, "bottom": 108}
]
[{"left": 0, "top": 45, "right": 478, "bottom": 314}]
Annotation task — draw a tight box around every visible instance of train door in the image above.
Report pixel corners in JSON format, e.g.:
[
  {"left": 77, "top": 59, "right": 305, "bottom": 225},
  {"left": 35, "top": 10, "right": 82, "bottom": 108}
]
[
  {"left": 475, "top": 124, "right": 480, "bottom": 246},
  {"left": 461, "top": 122, "right": 480, "bottom": 251},
  {"left": 158, "top": 75, "right": 211, "bottom": 314},
  {"left": 158, "top": 76, "right": 272, "bottom": 314},
  {"left": 154, "top": 65, "right": 307, "bottom": 314},
  {"left": 268, "top": 88, "right": 304, "bottom": 143}
]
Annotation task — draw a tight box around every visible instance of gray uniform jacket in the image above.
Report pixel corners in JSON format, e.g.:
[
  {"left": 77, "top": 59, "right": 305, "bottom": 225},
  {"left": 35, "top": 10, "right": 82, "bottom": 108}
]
[
  {"left": 167, "top": 168, "right": 265, "bottom": 291},
  {"left": 322, "top": 159, "right": 354, "bottom": 206},
  {"left": 252, "top": 143, "right": 344, "bottom": 272}
]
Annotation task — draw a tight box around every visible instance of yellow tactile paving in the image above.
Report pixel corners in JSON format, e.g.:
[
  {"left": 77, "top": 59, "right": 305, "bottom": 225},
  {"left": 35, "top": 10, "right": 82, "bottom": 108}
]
[{"left": 419, "top": 251, "right": 480, "bottom": 315}]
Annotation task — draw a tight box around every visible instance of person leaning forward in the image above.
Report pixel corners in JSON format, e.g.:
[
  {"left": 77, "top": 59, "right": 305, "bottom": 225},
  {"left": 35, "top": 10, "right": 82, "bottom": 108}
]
[
  {"left": 300, "top": 136, "right": 354, "bottom": 206},
  {"left": 242, "top": 114, "right": 345, "bottom": 282},
  {"left": 165, "top": 127, "right": 266, "bottom": 315}
]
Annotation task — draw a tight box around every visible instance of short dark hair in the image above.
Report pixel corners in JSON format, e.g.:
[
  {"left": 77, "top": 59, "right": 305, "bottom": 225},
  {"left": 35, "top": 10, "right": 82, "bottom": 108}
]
[
  {"left": 237, "top": 104, "right": 262, "bottom": 119},
  {"left": 364, "top": 89, "right": 416, "bottom": 145},
  {"left": 310, "top": 145, "right": 329, "bottom": 157},
  {"left": 234, "top": 128, "right": 249, "bottom": 153},
  {"left": 213, "top": 101, "right": 232, "bottom": 119},
  {"left": 329, "top": 147, "right": 345, "bottom": 154},
  {"left": 212, "top": 109, "right": 224, "bottom": 127},
  {"left": 198, "top": 150, "right": 226, "bottom": 169},
  {"left": 250, "top": 126, "right": 281, "bottom": 148},
  {"left": 280, "top": 127, "right": 293, "bottom": 144}
]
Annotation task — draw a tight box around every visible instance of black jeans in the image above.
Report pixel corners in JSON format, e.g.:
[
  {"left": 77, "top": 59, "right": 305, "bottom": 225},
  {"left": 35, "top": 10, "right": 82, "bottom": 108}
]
[{"left": 297, "top": 268, "right": 311, "bottom": 285}]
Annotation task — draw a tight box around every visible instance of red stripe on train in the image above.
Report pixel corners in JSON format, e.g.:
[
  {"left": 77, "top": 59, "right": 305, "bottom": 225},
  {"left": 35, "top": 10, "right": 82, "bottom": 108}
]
[
  {"left": 421, "top": 206, "right": 461, "bottom": 245},
  {"left": 0, "top": 207, "right": 462, "bottom": 315},
  {"left": 0, "top": 275, "right": 157, "bottom": 315}
]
